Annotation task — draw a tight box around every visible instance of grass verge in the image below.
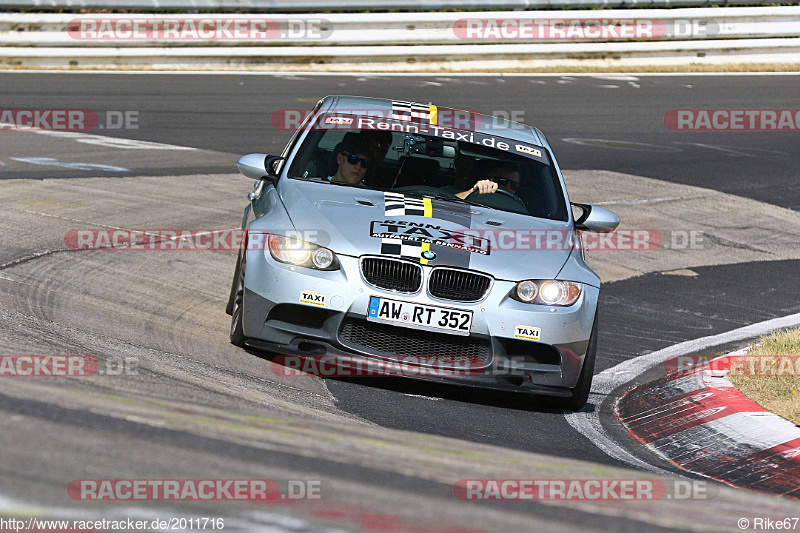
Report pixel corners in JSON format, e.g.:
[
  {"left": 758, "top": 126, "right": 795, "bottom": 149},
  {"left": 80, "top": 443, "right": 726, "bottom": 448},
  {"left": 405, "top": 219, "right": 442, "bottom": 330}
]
[{"left": 728, "top": 327, "right": 800, "bottom": 426}]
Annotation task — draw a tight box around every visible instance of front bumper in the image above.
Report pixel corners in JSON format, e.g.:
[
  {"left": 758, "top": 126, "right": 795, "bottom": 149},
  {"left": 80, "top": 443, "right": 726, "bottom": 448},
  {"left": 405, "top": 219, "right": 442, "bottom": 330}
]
[{"left": 242, "top": 252, "right": 598, "bottom": 392}]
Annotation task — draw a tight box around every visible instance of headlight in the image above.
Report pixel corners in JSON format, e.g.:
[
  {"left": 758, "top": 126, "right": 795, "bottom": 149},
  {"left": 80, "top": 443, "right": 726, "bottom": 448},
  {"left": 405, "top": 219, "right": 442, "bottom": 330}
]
[
  {"left": 268, "top": 234, "right": 338, "bottom": 270},
  {"left": 312, "top": 247, "right": 334, "bottom": 269},
  {"left": 516, "top": 280, "right": 539, "bottom": 302},
  {"left": 511, "top": 280, "right": 581, "bottom": 306}
]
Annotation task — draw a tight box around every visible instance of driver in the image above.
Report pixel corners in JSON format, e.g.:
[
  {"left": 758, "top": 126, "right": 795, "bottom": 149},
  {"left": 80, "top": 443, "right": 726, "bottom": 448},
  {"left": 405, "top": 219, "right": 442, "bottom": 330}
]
[
  {"left": 328, "top": 135, "right": 377, "bottom": 185},
  {"left": 454, "top": 161, "right": 521, "bottom": 199}
]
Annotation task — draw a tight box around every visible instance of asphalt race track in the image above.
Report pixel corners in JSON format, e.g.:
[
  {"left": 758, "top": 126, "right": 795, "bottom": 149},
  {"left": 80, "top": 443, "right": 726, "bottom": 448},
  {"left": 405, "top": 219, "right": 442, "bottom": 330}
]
[{"left": 1, "top": 72, "right": 799, "bottom": 531}]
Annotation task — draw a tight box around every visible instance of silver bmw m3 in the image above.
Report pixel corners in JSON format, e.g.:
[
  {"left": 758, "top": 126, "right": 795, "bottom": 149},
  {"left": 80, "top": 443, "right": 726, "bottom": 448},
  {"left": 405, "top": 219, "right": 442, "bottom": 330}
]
[{"left": 226, "top": 96, "right": 619, "bottom": 410}]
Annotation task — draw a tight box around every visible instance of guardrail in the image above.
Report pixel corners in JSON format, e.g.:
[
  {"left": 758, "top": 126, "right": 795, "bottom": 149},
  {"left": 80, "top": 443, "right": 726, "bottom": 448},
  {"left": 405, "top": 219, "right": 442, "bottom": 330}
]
[
  {"left": 2, "top": 8, "right": 800, "bottom": 46},
  {"left": 0, "top": 0, "right": 783, "bottom": 11},
  {"left": 1, "top": 8, "right": 798, "bottom": 69}
]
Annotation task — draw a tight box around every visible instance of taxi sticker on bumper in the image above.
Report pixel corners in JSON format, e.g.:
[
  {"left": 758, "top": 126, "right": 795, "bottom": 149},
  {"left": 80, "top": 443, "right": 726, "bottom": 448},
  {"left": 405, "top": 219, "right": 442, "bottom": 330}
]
[
  {"left": 514, "top": 325, "right": 541, "bottom": 341},
  {"left": 300, "top": 290, "right": 326, "bottom": 307}
]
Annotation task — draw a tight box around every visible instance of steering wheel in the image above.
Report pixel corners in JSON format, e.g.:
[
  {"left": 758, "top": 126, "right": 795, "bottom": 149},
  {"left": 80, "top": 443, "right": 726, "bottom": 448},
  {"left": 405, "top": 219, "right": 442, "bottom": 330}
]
[{"left": 466, "top": 187, "right": 527, "bottom": 209}]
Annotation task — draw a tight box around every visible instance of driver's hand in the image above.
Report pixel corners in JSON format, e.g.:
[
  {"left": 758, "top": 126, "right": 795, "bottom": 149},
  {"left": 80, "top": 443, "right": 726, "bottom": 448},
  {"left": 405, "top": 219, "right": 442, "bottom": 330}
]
[{"left": 471, "top": 179, "right": 498, "bottom": 195}]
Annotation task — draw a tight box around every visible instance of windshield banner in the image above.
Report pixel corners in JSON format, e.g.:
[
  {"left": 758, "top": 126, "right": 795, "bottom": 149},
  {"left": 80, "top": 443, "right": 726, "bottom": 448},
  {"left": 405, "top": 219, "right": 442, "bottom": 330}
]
[{"left": 317, "top": 112, "right": 549, "bottom": 165}]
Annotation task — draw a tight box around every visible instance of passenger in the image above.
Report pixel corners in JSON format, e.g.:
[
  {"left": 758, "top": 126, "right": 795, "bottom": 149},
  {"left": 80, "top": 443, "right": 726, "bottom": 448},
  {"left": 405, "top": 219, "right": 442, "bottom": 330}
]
[{"left": 360, "top": 130, "right": 393, "bottom": 167}]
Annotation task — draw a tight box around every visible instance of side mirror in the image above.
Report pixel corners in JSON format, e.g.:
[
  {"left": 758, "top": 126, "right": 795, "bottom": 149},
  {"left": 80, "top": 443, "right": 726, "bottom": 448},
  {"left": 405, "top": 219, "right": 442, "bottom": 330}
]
[
  {"left": 572, "top": 203, "right": 620, "bottom": 232},
  {"left": 237, "top": 153, "right": 285, "bottom": 183}
]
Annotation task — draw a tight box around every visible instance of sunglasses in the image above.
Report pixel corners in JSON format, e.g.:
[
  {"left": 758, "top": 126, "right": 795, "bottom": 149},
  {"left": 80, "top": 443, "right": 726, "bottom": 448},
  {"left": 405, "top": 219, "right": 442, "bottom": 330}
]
[
  {"left": 342, "top": 152, "right": 373, "bottom": 169},
  {"left": 488, "top": 176, "right": 520, "bottom": 192}
]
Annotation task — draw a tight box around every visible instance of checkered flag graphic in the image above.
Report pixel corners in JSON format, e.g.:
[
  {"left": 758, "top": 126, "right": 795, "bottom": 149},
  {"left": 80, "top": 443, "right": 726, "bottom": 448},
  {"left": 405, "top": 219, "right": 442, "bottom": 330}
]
[
  {"left": 391, "top": 100, "right": 431, "bottom": 123},
  {"left": 380, "top": 238, "right": 422, "bottom": 261},
  {"left": 384, "top": 192, "right": 426, "bottom": 216},
  {"left": 384, "top": 192, "right": 406, "bottom": 216}
]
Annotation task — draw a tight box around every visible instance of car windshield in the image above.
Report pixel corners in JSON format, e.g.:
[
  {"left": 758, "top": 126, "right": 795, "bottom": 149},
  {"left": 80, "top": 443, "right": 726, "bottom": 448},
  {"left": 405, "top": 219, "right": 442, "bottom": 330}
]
[{"left": 287, "top": 112, "right": 569, "bottom": 221}]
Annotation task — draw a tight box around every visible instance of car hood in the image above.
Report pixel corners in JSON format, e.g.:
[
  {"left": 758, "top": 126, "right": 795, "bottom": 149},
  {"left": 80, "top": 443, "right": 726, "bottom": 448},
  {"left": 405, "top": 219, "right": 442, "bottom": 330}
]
[{"left": 279, "top": 179, "right": 573, "bottom": 281}]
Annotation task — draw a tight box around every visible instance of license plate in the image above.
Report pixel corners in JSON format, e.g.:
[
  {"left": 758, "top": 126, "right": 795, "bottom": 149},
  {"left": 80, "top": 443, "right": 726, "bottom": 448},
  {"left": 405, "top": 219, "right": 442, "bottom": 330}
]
[{"left": 367, "top": 296, "right": 473, "bottom": 336}]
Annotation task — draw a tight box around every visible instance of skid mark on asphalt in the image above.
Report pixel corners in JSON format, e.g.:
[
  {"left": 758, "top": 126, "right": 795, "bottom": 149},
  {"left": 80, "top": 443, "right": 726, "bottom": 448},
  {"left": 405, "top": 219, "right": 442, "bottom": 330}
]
[
  {"left": 701, "top": 233, "right": 773, "bottom": 254},
  {"left": 672, "top": 142, "right": 791, "bottom": 158},
  {"left": 594, "top": 193, "right": 721, "bottom": 205},
  {"left": 0, "top": 274, "right": 28, "bottom": 285},
  {"left": 3, "top": 204, "right": 166, "bottom": 234},
  {"left": 563, "top": 138, "right": 682, "bottom": 151},
  {"left": 563, "top": 138, "right": 792, "bottom": 157},
  {"left": 0, "top": 249, "right": 71, "bottom": 271}
]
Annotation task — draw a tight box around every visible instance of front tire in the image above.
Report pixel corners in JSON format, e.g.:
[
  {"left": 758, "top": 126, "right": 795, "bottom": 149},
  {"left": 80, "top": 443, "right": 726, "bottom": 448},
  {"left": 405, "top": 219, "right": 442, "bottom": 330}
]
[
  {"left": 561, "top": 314, "right": 598, "bottom": 411},
  {"left": 229, "top": 249, "right": 247, "bottom": 347},
  {"left": 225, "top": 247, "right": 243, "bottom": 316}
]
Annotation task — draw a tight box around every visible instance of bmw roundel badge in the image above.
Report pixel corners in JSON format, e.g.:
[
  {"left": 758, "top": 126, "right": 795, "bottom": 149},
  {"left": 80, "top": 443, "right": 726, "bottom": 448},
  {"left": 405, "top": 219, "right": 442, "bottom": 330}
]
[{"left": 421, "top": 250, "right": 436, "bottom": 260}]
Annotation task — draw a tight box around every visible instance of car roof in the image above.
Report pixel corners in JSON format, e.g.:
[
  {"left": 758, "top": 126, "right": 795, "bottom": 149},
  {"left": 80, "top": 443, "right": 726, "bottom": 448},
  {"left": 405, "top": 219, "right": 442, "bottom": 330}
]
[{"left": 319, "top": 95, "right": 547, "bottom": 148}]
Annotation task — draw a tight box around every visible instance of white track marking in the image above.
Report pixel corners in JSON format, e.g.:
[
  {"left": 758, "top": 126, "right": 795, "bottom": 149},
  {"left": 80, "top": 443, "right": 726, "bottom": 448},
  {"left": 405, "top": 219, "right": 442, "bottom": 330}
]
[
  {"left": 28, "top": 130, "right": 196, "bottom": 151},
  {"left": 9, "top": 157, "right": 130, "bottom": 172},
  {"left": 593, "top": 75, "right": 640, "bottom": 81},
  {"left": 403, "top": 393, "right": 442, "bottom": 400},
  {"left": 0, "top": 71, "right": 797, "bottom": 77},
  {"left": 1, "top": 123, "right": 196, "bottom": 151},
  {"left": 566, "top": 312, "right": 800, "bottom": 473}
]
